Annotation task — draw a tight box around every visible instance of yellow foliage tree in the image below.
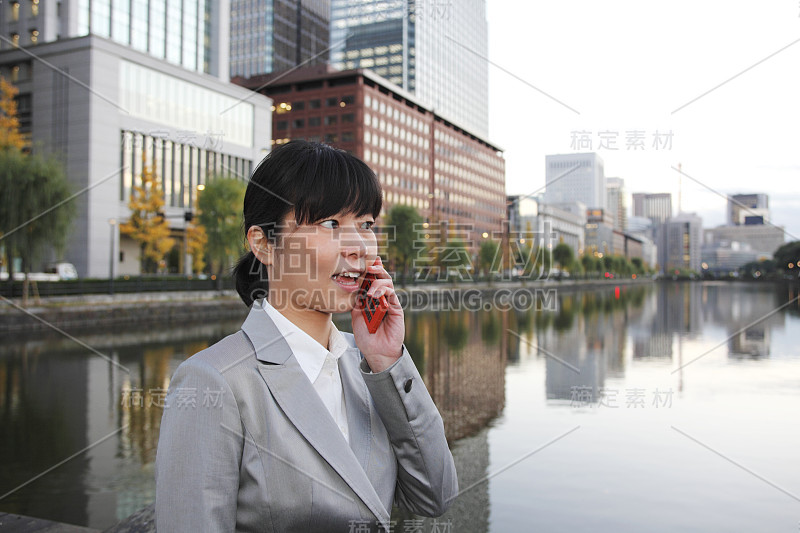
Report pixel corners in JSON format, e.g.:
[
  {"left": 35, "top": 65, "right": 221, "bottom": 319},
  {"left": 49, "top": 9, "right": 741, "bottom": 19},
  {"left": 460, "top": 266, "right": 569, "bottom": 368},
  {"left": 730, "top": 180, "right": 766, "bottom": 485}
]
[
  {"left": 0, "top": 76, "right": 26, "bottom": 150},
  {"left": 186, "top": 220, "right": 207, "bottom": 274},
  {"left": 121, "top": 165, "right": 175, "bottom": 274}
]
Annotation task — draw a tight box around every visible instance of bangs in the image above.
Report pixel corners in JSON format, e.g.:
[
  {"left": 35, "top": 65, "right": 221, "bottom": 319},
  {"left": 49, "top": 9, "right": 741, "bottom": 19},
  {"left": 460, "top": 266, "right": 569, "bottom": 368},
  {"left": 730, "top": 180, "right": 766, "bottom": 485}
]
[{"left": 290, "top": 144, "right": 383, "bottom": 225}]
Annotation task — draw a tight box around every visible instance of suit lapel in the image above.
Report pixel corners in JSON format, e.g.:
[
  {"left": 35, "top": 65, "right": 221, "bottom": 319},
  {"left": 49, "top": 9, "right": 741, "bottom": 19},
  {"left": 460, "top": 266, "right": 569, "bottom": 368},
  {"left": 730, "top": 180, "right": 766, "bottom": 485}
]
[{"left": 241, "top": 300, "right": 390, "bottom": 528}]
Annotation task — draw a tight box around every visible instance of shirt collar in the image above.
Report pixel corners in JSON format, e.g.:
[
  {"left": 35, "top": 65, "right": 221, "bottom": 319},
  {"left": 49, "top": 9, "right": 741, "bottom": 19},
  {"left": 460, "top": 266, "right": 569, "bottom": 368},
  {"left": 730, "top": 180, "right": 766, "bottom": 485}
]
[{"left": 261, "top": 299, "right": 348, "bottom": 383}]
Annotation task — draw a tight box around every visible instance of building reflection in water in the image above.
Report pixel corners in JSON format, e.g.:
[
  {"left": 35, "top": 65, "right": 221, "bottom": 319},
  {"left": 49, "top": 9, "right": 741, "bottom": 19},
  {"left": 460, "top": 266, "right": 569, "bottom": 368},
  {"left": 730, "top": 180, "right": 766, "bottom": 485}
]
[{"left": 1, "top": 282, "right": 796, "bottom": 530}]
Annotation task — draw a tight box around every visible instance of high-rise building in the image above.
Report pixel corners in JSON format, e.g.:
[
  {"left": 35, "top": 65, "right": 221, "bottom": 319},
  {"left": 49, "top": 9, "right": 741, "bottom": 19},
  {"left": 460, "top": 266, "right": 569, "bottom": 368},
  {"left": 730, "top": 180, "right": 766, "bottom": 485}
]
[
  {"left": 229, "top": 0, "right": 330, "bottom": 78},
  {"left": 329, "top": 0, "right": 489, "bottom": 138},
  {"left": 544, "top": 153, "right": 605, "bottom": 210},
  {"left": 0, "top": 0, "right": 230, "bottom": 79},
  {"left": 235, "top": 65, "right": 505, "bottom": 249},
  {"left": 605, "top": 177, "right": 626, "bottom": 231},
  {"left": 0, "top": 1, "right": 271, "bottom": 277},
  {"left": 658, "top": 212, "right": 703, "bottom": 273},
  {"left": 728, "top": 193, "right": 769, "bottom": 226},
  {"left": 632, "top": 192, "right": 672, "bottom": 224}
]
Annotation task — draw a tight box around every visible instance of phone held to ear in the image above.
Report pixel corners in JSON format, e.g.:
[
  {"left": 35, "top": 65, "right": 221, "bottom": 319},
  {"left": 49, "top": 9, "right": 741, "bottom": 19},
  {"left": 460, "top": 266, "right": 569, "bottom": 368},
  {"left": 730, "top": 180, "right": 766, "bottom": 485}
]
[{"left": 360, "top": 271, "right": 389, "bottom": 334}]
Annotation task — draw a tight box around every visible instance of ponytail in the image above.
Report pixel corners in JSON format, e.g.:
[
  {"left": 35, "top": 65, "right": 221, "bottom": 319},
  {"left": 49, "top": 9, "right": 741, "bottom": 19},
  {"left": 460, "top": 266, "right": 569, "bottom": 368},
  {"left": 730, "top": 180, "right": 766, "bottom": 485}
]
[{"left": 233, "top": 251, "right": 269, "bottom": 307}]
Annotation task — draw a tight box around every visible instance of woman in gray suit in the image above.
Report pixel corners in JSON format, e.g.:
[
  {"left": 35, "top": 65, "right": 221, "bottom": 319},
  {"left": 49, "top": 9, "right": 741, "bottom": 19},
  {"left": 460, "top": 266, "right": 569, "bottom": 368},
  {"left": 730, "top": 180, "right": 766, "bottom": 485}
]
[{"left": 155, "top": 141, "right": 458, "bottom": 532}]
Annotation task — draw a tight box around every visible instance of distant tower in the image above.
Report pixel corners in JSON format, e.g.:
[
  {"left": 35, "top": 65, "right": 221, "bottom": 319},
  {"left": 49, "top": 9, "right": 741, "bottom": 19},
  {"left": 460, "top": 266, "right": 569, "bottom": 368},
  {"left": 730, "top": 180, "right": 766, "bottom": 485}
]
[
  {"left": 728, "top": 193, "right": 769, "bottom": 225},
  {"left": 606, "top": 177, "right": 627, "bottom": 231},
  {"left": 230, "top": 0, "right": 330, "bottom": 78},
  {"left": 329, "top": 0, "right": 489, "bottom": 137},
  {"left": 632, "top": 192, "right": 672, "bottom": 225},
  {"left": 544, "top": 153, "right": 606, "bottom": 210}
]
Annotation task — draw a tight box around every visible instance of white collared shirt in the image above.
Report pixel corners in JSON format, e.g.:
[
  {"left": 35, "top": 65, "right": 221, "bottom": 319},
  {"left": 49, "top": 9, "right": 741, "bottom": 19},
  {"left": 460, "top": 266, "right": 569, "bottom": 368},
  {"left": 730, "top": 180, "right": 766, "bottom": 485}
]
[{"left": 261, "top": 300, "right": 350, "bottom": 444}]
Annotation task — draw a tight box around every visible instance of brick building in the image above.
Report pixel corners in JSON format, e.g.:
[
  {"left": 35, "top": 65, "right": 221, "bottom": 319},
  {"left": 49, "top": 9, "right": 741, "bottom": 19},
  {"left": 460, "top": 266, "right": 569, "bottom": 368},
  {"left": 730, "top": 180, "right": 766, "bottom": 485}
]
[{"left": 233, "top": 65, "right": 506, "bottom": 249}]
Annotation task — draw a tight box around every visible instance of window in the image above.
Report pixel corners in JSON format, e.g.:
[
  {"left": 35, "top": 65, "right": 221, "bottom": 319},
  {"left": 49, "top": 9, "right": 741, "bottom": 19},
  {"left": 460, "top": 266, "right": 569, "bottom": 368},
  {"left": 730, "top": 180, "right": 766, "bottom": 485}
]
[
  {"left": 326, "top": 97, "right": 338, "bottom": 107},
  {"left": 324, "top": 133, "right": 338, "bottom": 143},
  {"left": 308, "top": 116, "right": 321, "bottom": 127},
  {"left": 325, "top": 115, "right": 337, "bottom": 126},
  {"left": 309, "top": 99, "right": 321, "bottom": 109},
  {"left": 342, "top": 132, "right": 354, "bottom": 142},
  {"left": 292, "top": 101, "right": 305, "bottom": 110},
  {"left": 342, "top": 113, "right": 355, "bottom": 123},
  {"left": 292, "top": 119, "right": 304, "bottom": 128},
  {"left": 276, "top": 120, "right": 288, "bottom": 130}
]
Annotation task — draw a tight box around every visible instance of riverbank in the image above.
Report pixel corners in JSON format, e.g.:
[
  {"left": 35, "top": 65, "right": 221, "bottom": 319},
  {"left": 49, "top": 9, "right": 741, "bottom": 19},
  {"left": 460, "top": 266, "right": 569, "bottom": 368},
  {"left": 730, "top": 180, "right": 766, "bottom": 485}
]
[{"left": 0, "top": 278, "right": 654, "bottom": 334}]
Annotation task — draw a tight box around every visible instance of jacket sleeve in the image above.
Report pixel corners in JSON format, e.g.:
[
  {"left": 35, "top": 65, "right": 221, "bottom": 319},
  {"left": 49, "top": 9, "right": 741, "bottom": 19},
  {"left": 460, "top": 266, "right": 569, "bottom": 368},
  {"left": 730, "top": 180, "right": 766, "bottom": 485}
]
[
  {"left": 360, "top": 347, "right": 458, "bottom": 516},
  {"left": 155, "top": 357, "right": 243, "bottom": 532}
]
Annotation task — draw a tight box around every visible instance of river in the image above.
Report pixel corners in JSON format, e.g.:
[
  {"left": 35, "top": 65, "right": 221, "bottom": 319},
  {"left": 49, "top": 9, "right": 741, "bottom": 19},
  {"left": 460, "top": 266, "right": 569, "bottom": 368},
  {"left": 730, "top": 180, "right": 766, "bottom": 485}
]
[{"left": 1, "top": 281, "right": 798, "bottom": 531}]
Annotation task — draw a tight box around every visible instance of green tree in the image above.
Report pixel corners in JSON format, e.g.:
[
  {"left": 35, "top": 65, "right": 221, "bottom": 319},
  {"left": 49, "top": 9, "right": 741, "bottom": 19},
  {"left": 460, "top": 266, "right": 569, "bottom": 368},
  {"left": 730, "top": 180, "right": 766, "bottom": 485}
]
[
  {"left": 383, "top": 205, "right": 423, "bottom": 285},
  {"left": 438, "top": 239, "right": 471, "bottom": 282},
  {"left": 774, "top": 241, "right": 800, "bottom": 274},
  {"left": 478, "top": 238, "right": 501, "bottom": 281},
  {"left": 120, "top": 165, "right": 175, "bottom": 274},
  {"left": 0, "top": 149, "right": 75, "bottom": 305},
  {"left": 197, "top": 176, "right": 247, "bottom": 281},
  {"left": 552, "top": 242, "right": 574, "bottom": 272}
]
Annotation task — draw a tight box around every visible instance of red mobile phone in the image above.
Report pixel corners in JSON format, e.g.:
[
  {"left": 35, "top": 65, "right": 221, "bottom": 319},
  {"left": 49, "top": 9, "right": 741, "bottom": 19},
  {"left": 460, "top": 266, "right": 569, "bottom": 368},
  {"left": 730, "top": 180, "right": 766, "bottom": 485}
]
[{"left": 360, "top": 272, "right": 389, "bottom": 334}]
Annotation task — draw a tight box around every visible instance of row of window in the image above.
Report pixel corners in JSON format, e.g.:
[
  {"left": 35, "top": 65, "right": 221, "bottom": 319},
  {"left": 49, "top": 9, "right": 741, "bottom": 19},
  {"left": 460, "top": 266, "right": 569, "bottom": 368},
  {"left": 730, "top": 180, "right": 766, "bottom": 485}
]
[
  {"left": 272, "top": 95, "right": 355, "bottom": 113},
  {"left": 275, "top": 113, "right": 356, "bottom": 130},
  {"left": 121, "top": 131, "right": 252, "bottom": 208},
  {"left": 365, "top": 94, "right": 430, "bottom": 134},
  {"left": 5, "top": 29, "right": 38, "bottom": 47},
  {"left": 270, "top": 133, "right": 354, "bottom": 145},
  {"left": 6, "top": 0, "right": 39, "bottom": 22}
]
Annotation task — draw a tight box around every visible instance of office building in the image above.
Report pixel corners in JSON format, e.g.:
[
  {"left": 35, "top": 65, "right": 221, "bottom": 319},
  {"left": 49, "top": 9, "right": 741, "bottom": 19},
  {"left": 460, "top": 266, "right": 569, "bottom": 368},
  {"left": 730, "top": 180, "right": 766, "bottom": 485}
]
[
  {"left": 704, "top": 224, "right": 785, "bottom": 261},
  {"left": 728, "top": 193, "right": 769, "bottom": 226},
  {"left": 544, "top": 153, "right": 605, "bottom": 210},
  {"left": 507, "top": 196, "right": 586, "bottom": 256},
  {"left": 658, "top": 212, "right": 703, "bottom": 273},
  {"left": 0, "top": 0, "right": 230, "bottom": 79},
  {"left": 329, "top": 0, "right": 489, "bottom": 138},
  {"left": 605, "top": 177, "right": 626, "bottom": 231},
  {"left": 0, "top": 36, "right": 271, "bottom": 277},
  {"left": 632, "top": 192, "right": 672, "bottom": 224},
  {"left": 235, "top": 65, "right": 505, "bottom": 248},
  {"left": 230, "top": 0, "right": 330, "bottom": 78}
]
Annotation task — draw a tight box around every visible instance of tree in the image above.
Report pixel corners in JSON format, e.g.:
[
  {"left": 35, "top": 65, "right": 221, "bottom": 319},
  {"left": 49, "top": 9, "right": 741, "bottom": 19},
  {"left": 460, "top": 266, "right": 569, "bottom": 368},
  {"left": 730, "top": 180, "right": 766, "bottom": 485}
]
[
  {"left": 120, "top": 165, "right": 175, "bottom": 274},
  {"left": 0, "top": 76, "right": 26, "bottom": 150},
  {"left": 774, "top": 241, "right": 800, "bottom": 273},
  {"left": 383, "top": 205, "right": 423, "bottom": 285},
  {"left": 552, "top": 242, "right": 574, "bottom": 272},
  {"left": 478, "top": 239, "right": 501, "bottom": 280},
  {"left": 186, "top": 221, "right": 208, "bottom": 275},
  {"left": 197, "top": 176, "right": 246, "bottom": 280},
  {"left": 438, "top": 239, "right": 471, "bottom": 282},
  {"left": 0, "top": 149, "right": 75, "bottom": 305}
]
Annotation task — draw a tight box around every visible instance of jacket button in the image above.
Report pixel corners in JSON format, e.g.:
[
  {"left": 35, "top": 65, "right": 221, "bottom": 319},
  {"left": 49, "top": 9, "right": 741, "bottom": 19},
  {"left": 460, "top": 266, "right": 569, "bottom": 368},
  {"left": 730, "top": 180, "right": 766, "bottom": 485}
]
[{"left": 403, "top": 378, "right": 413, "bottom": 393}]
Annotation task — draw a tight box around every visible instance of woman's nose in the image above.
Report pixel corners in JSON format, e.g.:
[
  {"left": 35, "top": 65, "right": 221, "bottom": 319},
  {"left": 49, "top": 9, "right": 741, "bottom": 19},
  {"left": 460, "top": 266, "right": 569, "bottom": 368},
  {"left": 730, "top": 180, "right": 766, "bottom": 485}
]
[{"left": 340, "top": 229, "right": 367, "bottom": 258}]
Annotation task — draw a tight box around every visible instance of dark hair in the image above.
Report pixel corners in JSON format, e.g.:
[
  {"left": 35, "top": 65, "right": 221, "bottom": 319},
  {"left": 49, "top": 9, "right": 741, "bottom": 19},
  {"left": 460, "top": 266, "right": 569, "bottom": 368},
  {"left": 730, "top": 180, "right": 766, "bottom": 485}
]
[{"left": 233, "top": 141, "right": 383, "bottom": 306}]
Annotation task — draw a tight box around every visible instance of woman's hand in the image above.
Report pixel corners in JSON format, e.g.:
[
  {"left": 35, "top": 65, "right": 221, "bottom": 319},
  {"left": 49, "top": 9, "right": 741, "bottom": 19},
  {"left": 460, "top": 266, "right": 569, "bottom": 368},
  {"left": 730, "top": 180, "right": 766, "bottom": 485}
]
[{"left": 351, "top": 256, "right": 405, "bottom": 373}]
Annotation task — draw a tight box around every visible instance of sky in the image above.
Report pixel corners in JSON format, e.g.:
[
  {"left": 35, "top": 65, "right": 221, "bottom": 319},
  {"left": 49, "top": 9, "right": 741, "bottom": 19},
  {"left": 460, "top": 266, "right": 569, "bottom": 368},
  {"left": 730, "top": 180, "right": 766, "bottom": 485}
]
[{"left": 485, "top": 0, "right": 800, "bottom": 242}]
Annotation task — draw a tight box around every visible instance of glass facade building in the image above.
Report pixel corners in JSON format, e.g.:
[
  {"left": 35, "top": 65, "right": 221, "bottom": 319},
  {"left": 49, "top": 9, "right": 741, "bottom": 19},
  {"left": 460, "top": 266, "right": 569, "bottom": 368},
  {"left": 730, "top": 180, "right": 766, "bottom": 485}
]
[
  {"left": 230, "top": 0, "right": 330, "bottom": 78},
  {"left": 0, "top": 0, "right": 228, "bottom": 78},
  {"left": 330, "top": 0, "right": 489, "bottom": 138}
]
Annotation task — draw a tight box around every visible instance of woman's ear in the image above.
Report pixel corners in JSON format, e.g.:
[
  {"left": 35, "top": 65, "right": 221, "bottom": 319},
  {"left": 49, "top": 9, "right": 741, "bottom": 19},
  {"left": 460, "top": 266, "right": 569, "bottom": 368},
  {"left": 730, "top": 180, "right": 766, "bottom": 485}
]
[{"left": 247, "top": 226, "right": 272, "bottom": 266}]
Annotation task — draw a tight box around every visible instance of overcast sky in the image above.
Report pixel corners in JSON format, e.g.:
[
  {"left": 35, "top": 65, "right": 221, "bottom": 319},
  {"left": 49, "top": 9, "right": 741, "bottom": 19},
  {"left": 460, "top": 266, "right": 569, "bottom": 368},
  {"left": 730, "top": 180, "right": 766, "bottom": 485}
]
[{"left": 485, "top": 0, "right": 800, "bottom": 242}]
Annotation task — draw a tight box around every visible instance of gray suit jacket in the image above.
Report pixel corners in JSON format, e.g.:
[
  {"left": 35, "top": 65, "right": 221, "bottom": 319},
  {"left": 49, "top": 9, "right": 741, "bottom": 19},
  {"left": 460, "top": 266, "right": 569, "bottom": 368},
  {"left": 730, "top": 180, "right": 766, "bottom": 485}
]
[{"left": 155, "top": 299, "right": 458, "bottom": 532}]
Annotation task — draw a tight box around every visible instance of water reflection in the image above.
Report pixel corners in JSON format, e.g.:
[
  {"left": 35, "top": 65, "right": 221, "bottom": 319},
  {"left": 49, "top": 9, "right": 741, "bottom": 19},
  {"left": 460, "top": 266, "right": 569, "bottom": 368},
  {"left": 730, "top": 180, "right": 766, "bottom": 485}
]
[{"left": 1, "top": 282, "right": 798, "bottom": 530}]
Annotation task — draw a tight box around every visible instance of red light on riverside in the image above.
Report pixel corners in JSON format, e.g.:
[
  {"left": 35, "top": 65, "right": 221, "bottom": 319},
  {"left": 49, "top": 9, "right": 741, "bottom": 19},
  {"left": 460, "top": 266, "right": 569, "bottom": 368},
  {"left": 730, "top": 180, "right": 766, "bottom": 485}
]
[{"left": 615, "top": 286, "right": 620, "bottom": 299}]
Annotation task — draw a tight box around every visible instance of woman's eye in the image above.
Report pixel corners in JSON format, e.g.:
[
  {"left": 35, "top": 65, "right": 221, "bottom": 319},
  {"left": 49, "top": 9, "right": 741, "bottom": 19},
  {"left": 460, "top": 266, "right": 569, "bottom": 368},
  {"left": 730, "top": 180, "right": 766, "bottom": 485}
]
[
  {"left": 320, "top": 220, "right": 339, "bottom": 229},
  {"left": 360, "top": 220, "right": 375, "bottom": 230}
]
